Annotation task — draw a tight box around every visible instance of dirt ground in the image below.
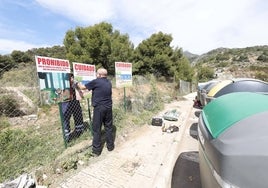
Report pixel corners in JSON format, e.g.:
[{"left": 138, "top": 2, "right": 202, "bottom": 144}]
[{"left": 48, "top": 92, "right": 200, "bottom": 188}]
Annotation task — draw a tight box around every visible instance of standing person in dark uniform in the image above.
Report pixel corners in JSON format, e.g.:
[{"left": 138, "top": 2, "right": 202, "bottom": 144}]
[
  {"left": 62, "top": 73, "right": 84, "bottom": 142},
  {"left": 77, "top": 68, "right": 114, "bottom": 156}
]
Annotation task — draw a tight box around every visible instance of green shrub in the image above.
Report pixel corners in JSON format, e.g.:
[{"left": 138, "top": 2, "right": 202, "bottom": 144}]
[
  {"left": 217, "top": 61, "right": 229, "bottom": 68},
  {"left": 197, "top": 66, "right": 215, "bottom": 82},
  {"left": 0, "top": 95, "right": 21, "bottom": 117},
  {"left": 257, "top": 54, "right": 268, "bottom": 62},
  {"left": 255, "top": 71, "right": 268, "bottom": 81}
]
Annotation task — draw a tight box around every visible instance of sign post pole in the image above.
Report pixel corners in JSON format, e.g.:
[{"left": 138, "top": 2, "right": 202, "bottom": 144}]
[{"left": 124, "top": 87, "right": 126, "bottom": 112}]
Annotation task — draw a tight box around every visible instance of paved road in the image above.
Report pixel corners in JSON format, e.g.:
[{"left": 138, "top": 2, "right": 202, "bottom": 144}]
[{"left": 53, "top": 93, "right": 200, "bottom": 188}]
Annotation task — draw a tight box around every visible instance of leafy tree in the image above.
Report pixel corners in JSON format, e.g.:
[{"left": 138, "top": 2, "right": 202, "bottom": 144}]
[
  {"left": 11, "top": 50, "right": 32, "bottom": 64},
  {"left": 63, "top": 22, "right": 134, "bottom": 74},
  {"left": 172, "top": 56, "right": 194, "bottom": 82},
  {"left": 27, "top": 46, "right": 67, "bottom": 61},
  {"left": 1, "top": 46, "right": 67, "bottom": 77},
  {"left": 133, "top": 32, "right": 194, "bottom": 81},
  {"left": 0, "top": 55, "right": 15, "bottom": 77},
  {"left": 109, "top": 30, "right": 134, "bottom": 72},
  {"left": 133, "top": 32, "right": 174, "bottom": 77},
  {"left": 197, "top": 66, "right": 215, "bottom": 82}
]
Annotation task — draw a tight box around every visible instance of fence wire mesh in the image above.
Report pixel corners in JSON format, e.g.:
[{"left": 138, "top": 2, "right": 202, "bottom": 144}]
[
  {"left": 59, "top": 98, "right": 92, "bottom": 146},
  {"left": 0, "top": 63, "right": 91, "bottom": 148},
  {"left": 0, "top": 63, "right": 193, "bottom": 147},
  {"left": 0, "top": 61, "right": 195, "bottom": 183}
]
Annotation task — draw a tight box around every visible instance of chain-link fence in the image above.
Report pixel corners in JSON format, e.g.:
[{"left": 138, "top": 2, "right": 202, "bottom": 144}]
[
  {"left": 0, "top": 64, "right": 194, "bottom": 143},
  {"left": 0, "top": 63, "right": 95, "bottom": 183},
  {"left": 0, "top": 64, "right": 92, "bottom": 149},
  {"left": 58, "top": 98, "right": 92, "bottom": 147},
  {"left": 0, "top": 61, "right": 194, "bottom": 183}
]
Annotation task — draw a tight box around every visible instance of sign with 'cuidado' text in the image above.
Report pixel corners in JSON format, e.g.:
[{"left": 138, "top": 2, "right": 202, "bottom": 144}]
[
  {"left": 73, "top": 62, "right": 96, "bottom": 100},
  {"left": 115, "top": 62, "right": 132, "bottom": 88}
]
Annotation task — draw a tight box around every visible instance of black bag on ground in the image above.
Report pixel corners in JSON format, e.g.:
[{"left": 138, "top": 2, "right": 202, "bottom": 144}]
[{"left": 151, "top": 117, "right": 163, "bottom": 126}]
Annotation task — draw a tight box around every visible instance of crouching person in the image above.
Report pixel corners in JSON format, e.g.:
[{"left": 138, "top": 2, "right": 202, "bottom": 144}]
[{"left": 62, "top": 73, "right": 84, "bottom": 142}]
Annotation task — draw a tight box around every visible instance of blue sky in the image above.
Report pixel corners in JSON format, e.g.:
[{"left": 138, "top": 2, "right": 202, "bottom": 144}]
[{"left": 0, "top": 0, "right": 267, "bottom": 55}]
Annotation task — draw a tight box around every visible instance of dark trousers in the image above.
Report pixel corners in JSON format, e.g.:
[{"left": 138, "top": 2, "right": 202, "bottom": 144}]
[
  {"left": 61, "top": 100, "right": 84, "bottom": 138},
  {"left": 92, "top": 105, "right": 114, "bottom": 154}
]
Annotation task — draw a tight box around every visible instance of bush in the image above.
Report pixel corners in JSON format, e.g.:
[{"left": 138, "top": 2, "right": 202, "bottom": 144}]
[
  {"left": 197, "top": 66, "right": 215, "bottom": 82},
  {"left": 0, "top": 95, "right": 21, "bottom": 117},
  {"left": 255, "top": 71, "right": 268, "bottom": 81},
  {"left": 257, "top": 54, "right": 268, "bottom": 62}
]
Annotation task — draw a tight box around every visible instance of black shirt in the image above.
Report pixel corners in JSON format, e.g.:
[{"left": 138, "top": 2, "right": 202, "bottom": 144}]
[{"left": 85, "top": 77, "right": 112, "bottom": 108}]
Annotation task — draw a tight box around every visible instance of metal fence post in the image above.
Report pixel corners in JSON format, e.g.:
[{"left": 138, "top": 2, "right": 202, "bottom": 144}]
[
  {"left": 87, "top": 98, "right": 93, "bottom": 136},
  {"left": 58, "top": 102, "right": 67, "bottom": 148}
]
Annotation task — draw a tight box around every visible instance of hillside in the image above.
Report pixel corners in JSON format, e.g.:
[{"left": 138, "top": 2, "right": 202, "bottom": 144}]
[{"left": 184, "top": 45, "right": 268, "bottom": 81}]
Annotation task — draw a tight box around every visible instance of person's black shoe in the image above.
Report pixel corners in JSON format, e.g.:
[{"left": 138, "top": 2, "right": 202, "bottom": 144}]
[
  {"left": 107, "top": 146, "right": 114, "bottom": 152},
  {"left": 90, "top": 150, "right": 101, "bottom": 157}
]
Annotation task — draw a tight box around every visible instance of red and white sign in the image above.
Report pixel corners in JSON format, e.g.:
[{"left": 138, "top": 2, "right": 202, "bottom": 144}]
[
  {"left": 73, "top": 62, "right": 96, "bottom": 100},
  {"left": 115, "top": 62, "right": 132, "bottom": 88},
  {"left": 35, "top": 55, "right": 71, "bottom": 104},
  {"left": 35, "top": 55, "right": 70, "bottom": 73},
  {"left": 73, "top": 62, "right": 95, "bottom": 78}
]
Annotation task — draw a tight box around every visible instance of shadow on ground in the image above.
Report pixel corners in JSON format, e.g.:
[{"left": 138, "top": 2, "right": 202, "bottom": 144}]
[
  {"left": 194, "top": 110, "right": 201, "bottom": 118},
  {"left": 189, "top": 123, "right": 198, "bottom": 140},
  {"left": 171, "top": 151, "right": 201, "bottom": 188}
]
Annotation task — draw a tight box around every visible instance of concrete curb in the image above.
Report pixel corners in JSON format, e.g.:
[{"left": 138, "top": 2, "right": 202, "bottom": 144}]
[{"left": 152, "top": 97, "right": 196, "bottom": 188}]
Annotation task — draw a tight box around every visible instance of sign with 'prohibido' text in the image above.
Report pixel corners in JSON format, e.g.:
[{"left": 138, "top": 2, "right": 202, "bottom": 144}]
[{"left": 35, "top": 55, "right": 71, "bottom": 104}]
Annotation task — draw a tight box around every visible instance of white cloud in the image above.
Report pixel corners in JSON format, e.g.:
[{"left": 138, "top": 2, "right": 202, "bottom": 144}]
[
  {"left": 35, "top": 0, "right": 267, "bottom": 54},
  {"left": 36, "top": 0, "right": 115, "bottom": 24},
  {"left": 0, "top": 39, "right": 49, "bottom": 55},
  {"left": 1, "top": 0, "right": 267, "bottom": 55}
]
